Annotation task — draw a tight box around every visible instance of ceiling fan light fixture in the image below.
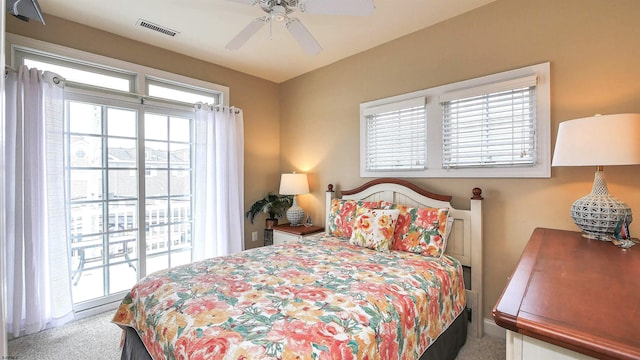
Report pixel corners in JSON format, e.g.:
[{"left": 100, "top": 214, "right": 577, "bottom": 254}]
[{"left": 271, "top": 5, "right": 286, "bottom": 21}]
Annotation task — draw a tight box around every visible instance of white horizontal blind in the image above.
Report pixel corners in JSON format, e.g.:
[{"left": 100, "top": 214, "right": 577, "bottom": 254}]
[
  {"left": 364, "top": 97, "right": 426, "bottom": 171},
  {"left": 441, "top": 76, "right": 537, "bottom": 169}
]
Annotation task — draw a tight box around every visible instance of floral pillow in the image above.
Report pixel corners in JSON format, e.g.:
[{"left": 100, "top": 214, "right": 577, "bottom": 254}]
[
  {"left": 349, "top": 209, "right": 400, "bottom": 252},
  {"left": 327, "top": 199, "right": 379, "bottom": 238},
  {"left": 381, "top": 202, "right": 450, "bottom": 257}
]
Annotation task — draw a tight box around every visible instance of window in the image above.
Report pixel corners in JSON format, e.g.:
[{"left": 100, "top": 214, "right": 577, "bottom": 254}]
[
  {"left": 363, "top": 97, "right": 426, "bottom": 171},
  {"left": 16, "top": 51, "right": 135, "bottom": 92},
  {"left": 360, "top": 62, "right": 550, "bottom": 178},
  {"left": 441, "top": 76, "right": 537, "bottom": 169},
  {"left": 147, "top": 79, "right": 218, "bottom": 105},
  {"left": 65, "top": 96, "right": 142, "bottom": 303}
]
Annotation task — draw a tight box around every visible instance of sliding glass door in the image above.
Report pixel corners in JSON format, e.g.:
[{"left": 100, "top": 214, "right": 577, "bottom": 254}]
[
  {"left": 143, "top": 111, "right": 194, "bottom": 275},
  {"left": 65, "top": 94, "right": 194, "bottom": 309}
]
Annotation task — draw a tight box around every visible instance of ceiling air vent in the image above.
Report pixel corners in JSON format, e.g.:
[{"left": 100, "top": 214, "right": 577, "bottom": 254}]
[{"left": 136, "top": 19, "right": 179, "bottom": 37}]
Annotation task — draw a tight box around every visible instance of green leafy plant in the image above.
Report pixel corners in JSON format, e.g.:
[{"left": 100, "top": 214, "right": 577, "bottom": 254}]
[{"left": 245, "top": 192, "right": 293, "bottom": 225}]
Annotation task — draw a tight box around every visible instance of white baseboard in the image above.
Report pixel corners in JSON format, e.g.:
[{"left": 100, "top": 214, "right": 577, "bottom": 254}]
[
  {"left": 483, "top": 317, "right": 506, "bottom": 339},
  {"left": 73, "top": 301, "right": 120, "bottom": 321}
]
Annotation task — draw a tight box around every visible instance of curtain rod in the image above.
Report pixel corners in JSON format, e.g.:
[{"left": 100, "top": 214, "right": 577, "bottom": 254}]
[
  {"left": 5, "top": 65, "right": 64, "bottom": 85},
  {"left": 196, "top": 103, "right": 240, "bottom": 114}
]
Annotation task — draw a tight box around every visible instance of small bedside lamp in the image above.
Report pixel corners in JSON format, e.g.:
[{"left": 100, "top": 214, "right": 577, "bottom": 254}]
[
  {"left": 552, "top": 113, "right": 640, "bottom": 240},
  {"left": 279, "top": 172, "right": 309, "bottom": 226}
]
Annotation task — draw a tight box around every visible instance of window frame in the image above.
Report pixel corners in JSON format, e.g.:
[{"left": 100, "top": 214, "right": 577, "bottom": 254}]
[
  {"left": 7, "top": 33, "right": 229, "bottom": 106},
  {"left": 360, "top": 62, "right": 551, "bottom": 178}
]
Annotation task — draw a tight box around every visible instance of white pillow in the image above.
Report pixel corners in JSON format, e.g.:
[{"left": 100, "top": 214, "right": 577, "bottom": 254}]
[{"left": 349, "top": 209, "right": 400, "bottom": 252}]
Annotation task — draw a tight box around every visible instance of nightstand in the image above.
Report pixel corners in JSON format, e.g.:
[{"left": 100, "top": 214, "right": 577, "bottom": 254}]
[{"left": 272, "top": 224, "right": 324, "bottom": 245}]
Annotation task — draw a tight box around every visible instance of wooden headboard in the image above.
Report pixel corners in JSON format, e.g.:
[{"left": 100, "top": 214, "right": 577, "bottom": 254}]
[{"left": 325, "top": 178, "right": 484, "bottom": 337}]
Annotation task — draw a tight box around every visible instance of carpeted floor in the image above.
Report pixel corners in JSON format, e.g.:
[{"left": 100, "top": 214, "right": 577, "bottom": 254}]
[{"left": 8, "top": 311, "right": 505, "bottom": 359}]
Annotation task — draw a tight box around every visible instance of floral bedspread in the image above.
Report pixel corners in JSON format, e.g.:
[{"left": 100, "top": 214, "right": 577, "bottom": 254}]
[{"left": 112, "top": 234, "right": 466, "bottom": 360}]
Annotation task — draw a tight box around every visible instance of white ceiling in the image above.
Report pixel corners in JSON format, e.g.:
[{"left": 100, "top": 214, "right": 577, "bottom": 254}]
[{"left": 37, "top": 0, "right": 495, "bottom": 83}]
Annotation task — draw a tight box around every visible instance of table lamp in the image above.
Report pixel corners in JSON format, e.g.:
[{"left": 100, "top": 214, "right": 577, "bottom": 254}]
[
  {"left": 279, "top": 172, "right": 309, "bottom": 226},
  {"left": 552, "top": 113, "right": 640, "bottom": 240}
]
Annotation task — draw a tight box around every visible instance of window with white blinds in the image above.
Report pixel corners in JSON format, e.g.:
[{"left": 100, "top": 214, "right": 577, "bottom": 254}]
[
  {"left": 360, "top": 62, "right": 550, "bottom": 178},
  {"left": 363, "top": 97, "right": 426, "bottom": 171},
  {"left": 441, "top": 76, "right": 537, "bottom": 169}
]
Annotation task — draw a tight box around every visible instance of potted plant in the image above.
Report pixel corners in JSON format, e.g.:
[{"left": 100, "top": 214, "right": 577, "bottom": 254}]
[{"left": 245, "top": 192, "right": 293, "bottom": 229}]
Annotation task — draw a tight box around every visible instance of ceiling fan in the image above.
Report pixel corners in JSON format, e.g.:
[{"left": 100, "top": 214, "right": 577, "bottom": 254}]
[{"left": 225, "top": 0, "right": 375, "bottom": 55}]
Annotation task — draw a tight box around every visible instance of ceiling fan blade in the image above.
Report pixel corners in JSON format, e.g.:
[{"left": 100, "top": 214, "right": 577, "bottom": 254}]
[
  {"left": 302, "top": 0, "right": 374, "bottom": 16},
  {"left": 225, "top": 0, "right": 258, "bottom": 5},
  {"left": 286, "top": 18, "right": 322, "bottom": 55},
  {"left": 225, "top": 17, "right": 268, "bottom": 50}
]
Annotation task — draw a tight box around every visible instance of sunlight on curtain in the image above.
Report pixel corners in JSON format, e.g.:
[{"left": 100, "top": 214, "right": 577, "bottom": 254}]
[
  {"left": 4, "top": 66, "right": 74, "bottom": 337},
  {"left": 193, "top": 105, "right": 244, "bottom": 260}
]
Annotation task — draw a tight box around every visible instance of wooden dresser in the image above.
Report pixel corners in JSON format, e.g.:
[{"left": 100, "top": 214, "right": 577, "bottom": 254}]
[{"left": 493, "top": 227, "right": 640, "bottom": 360}]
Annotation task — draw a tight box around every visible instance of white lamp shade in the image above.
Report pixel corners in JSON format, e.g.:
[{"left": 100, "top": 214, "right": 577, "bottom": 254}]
[
  {"left": 279, "top": 173, "right": 309, "bottom": 195},
  {"left": 552, "top": 113, "right": 640, "bottom": 167}
]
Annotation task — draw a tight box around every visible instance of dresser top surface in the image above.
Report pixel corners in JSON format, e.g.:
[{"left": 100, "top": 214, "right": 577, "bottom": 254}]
[{"left": 493, "top": 227, "right": 640, "bottom": 360}]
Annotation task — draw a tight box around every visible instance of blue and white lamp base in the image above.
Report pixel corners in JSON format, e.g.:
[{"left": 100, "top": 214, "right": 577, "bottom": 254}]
[{"left": 571, "top": 170, "right": 632, "bottom": 240}]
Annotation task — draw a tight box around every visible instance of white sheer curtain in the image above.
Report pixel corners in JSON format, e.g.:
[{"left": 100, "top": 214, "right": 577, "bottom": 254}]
[
  {"left": 193, "top": 104, "right": 244, "bottom": 260},
  {"left": 4, "top": 66, "right": 74, "bottom": 337}
]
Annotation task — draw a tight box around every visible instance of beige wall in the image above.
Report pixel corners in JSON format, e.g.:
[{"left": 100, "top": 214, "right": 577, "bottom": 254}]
[
  {"left": 6, "top": 14, "right": 281, "bottom": 250},
  {"left": 280, "top": 0, "right": 640, "bottom": 322}
]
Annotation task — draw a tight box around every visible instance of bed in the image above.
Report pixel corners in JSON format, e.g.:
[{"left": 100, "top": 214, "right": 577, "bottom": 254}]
[{"left": 113, "top": 178, "right": 484, "bottom": 359}]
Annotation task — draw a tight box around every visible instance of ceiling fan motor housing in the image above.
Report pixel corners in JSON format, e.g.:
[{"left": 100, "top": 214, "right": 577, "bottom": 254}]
[{"left": 259, "top": 0, "right": 298, "bottom": 15}]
